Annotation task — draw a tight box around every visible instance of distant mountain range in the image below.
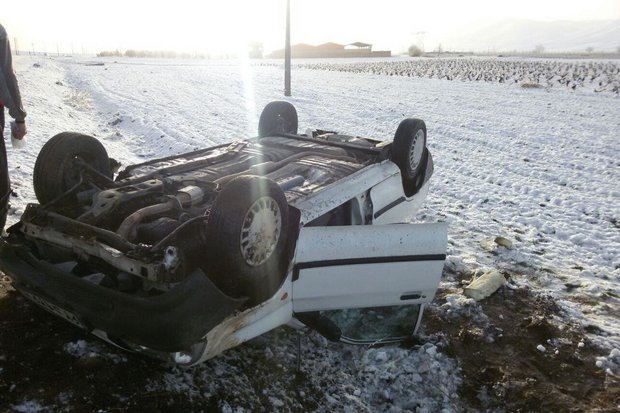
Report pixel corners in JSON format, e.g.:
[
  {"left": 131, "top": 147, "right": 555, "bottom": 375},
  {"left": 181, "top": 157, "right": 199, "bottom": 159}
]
[{"left": 439, "top": 19, "right": 620, "bottom": 53}]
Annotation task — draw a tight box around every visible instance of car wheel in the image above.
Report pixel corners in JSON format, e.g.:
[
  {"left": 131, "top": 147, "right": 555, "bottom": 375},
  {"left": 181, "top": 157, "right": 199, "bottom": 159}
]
[
  {"left": 33, "top": 132, "right": 112, "bottom": 205},
  {"left": 392, "top": 118, "right": 427, "bottom": 196},
  {"left": 258, "top": 101, "right": 298, "bottom": 137},
  {"left": 205, "top": 175, "right": 290, "bottom": 305}
]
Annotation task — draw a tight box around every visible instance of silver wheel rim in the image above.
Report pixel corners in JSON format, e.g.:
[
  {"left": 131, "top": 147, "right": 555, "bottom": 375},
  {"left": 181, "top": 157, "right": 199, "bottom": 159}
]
[
  {"left": 240, "top": 196, "right": 282, "bottom": 267},
  {"left": 409, "top": 129, "right": 425, "bottom": 171}
]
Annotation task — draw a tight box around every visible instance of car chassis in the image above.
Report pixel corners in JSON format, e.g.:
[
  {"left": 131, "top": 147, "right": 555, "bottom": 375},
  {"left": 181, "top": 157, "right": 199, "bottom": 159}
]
[{"left": 0, "top": 102, "right": 447, "bottom": 366}]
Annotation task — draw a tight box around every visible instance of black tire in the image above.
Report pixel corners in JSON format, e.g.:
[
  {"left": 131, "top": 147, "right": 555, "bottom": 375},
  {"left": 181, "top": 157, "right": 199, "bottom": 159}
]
[
  {"left": 205, "top": 175, "right": 290, "bottom": 305},
  {"left": 33, "top": 132, "right": 112, "bottom": 205},
  {"left": 258, "top": 101, "right": 298, "bottom": 137},
  {"left": 391, "top": 118, "right": 427, "bottom": 196}
]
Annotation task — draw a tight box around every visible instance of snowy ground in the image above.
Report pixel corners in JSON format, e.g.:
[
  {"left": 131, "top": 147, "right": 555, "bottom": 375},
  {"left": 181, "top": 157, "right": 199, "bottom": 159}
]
[
  {"left": 1, "top": 56, "right": 618, "bottom": 411},
  {"left": 293, "top": 58, "right": 620, "bottom": 93}
]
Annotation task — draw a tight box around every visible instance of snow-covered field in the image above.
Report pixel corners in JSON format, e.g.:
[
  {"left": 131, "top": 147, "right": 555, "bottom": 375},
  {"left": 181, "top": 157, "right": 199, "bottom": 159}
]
[
  {"left": 294, "top": 58, "right": 620, "bottom": 93},
  {"left": 1, "top": 56, "right": 619, "bottom": 411}
]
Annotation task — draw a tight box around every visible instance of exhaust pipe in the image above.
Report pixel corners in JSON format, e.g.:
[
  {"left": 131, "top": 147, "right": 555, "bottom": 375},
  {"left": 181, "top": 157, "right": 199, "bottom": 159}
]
[{"left": 116, "top": 186, "right": 203, "bottom": 241}]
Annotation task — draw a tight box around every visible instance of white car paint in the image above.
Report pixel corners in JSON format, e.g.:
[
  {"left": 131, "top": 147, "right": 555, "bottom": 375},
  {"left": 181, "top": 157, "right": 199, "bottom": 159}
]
[
  {"left": 187, "top": 216, "right": 447, "bottom": 365},
  {"left": 292, "top": 223, "right": 447, "bottom": 312}
]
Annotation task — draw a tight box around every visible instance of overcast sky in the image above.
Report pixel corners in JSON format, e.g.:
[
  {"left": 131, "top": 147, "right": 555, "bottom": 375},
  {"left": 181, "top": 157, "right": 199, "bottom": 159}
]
[{"left": 2, "top": 0, "right": 619, "bottom": 54}]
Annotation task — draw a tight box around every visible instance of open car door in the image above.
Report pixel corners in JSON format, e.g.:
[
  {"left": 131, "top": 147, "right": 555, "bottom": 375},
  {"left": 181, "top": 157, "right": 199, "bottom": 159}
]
[{"left": 291, "top": 223, "right": 447, "bottom": 344}]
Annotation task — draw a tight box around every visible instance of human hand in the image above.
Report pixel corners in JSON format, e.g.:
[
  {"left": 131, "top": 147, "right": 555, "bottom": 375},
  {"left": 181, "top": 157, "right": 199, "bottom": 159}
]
[{"left": 12, "top": 122, "right": 27, "bottom": 139}]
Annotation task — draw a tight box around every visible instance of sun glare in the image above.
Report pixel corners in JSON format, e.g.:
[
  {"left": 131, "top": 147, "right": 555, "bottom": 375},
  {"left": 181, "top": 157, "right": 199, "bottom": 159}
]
[
  {"left": 2, "top": 0, "right": 619, "bottom": 55},
  {"left": 239, "top": 46, "right": 258, "bottom": 138}
]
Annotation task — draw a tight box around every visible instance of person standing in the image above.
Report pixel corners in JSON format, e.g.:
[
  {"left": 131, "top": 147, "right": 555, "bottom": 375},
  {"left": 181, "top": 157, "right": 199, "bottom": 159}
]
[{"left": 0, "top": 23, "right": 27, "bottom": 229}]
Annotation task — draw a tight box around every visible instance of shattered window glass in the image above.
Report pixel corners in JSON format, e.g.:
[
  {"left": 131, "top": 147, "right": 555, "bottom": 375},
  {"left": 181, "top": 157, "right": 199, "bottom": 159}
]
[{"left": 321, "top": 304, "right": 421, "bottom": 344}]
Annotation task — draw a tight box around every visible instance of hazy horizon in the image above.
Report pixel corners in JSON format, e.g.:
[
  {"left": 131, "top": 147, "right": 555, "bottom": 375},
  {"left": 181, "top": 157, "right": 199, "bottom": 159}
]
[{"left": 3, "top": 0, "right": 620, "bottom": 55}]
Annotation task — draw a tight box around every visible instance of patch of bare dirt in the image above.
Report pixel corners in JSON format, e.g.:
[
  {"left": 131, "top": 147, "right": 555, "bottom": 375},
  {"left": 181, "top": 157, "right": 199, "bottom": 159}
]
[
  {"left": 424, "top": 271, "right": 620, "bottom": 412},
  {"left": 1, "top": 270, "right": 619, "bottom": 412},
  {"left": 0, "top": 275, "right": 323, "bottom": 411}
]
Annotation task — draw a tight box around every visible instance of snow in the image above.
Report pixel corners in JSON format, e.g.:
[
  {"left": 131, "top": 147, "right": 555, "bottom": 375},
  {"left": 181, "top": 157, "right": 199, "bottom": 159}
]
[
  {"left": 144, "top": 331, "right": 461, "bottom": 411},
  {"left": 10, "top": 400, "right": 47, "bottom": 413},
  {"left": 3, "top": 55, "right": 619, "bottom": 408},
  {"left": 296, "top": 58, "right": 620, "bottom": 93},
  {"left": 63, "top": 339, "right": 127, "bottom": 363},
  {"left": 596, "top": 347, "right": 620, "bottom": 377}
]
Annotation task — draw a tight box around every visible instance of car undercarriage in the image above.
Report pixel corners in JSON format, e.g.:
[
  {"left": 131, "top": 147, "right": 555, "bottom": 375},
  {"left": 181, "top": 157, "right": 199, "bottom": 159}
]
[
  {"left": 17, "top": 129, "right": 390, "bottom": 293},
  {"left": 0, "top": 101, "right": 446, "bottom": 363}
]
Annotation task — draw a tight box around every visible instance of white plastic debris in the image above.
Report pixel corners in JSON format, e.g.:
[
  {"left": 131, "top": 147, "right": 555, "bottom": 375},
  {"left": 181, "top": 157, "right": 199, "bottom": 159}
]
[
  {"left": 494, "top": 236, "right": 513, "bottom": 249},
  {"left": 537, "top": 345, "right": 546, "bottom": 352},
  {"left": 463, "top": 270, "right": 507, "bottom": 301}
]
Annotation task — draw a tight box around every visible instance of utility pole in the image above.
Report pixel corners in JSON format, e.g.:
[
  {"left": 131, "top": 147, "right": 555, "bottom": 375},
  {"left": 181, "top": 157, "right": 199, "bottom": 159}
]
[
  {"left": 14, "top": 37, "right": 19, "bottom": 55},
  {"left": 284, "top": 0, "right": 291, "bottom": 97}
]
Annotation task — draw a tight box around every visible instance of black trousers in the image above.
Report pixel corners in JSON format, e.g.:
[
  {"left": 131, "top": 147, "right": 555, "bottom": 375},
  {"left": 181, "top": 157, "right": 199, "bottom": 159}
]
[{"left": 0, "top": 107, "right": 10, "bottom": 229}]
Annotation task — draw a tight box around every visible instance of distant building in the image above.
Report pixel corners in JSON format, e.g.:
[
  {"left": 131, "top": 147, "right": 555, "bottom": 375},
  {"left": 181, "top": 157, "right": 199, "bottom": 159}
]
[
  {"left": 346, "top": 42, "right": 373, "bottom": 52},
  {"left": 267, "top": 42, "right": 391, "bottom": 58}
]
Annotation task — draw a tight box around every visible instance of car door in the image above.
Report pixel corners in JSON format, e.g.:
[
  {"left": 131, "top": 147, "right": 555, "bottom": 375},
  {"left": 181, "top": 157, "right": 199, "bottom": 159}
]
[{"left": 291, "top": 222, "right": 447, "bottom": 344}]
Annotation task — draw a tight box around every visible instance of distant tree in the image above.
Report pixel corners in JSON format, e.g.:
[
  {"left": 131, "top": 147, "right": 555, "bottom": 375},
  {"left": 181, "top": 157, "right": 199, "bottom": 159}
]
[
  {"left": 437, "top": 43, "right": 443, "bottom": 54},
  {"left": 586, "top": 46, "right": 594, "bottom": 53},
  {"left": 533, "top": 44, "right": 545, "bottom": 54},
  {"left": 111, "top": 49, "right": 208, "bottom": 60},
  {"left": 408, "top": 44, "right": 422, "bottom": 57},
  {"left": 97, "top": 50, "right": 122, "bottom": 57}
]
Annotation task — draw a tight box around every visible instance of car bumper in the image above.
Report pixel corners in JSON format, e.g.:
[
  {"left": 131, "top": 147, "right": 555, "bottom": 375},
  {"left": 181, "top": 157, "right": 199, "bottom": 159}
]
[{"left": 0, "top": 240, "right": 244, "bottom": 352}]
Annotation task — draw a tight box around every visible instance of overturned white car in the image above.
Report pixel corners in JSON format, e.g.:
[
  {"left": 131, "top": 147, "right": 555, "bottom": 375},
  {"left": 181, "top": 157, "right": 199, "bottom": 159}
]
[{"left": 0, "top": 102, "right": 447, "bottom": 366}]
